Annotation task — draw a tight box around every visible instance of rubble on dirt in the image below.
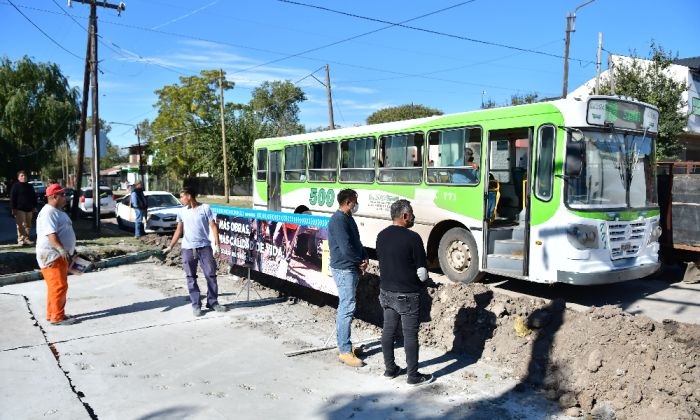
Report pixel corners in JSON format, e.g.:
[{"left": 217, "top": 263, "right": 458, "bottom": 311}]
[{"left": 139, "top": 234, "right": 700, "bottom": 419}]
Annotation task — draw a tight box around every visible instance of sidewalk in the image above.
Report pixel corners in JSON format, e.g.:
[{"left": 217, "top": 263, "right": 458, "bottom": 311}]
[{"left": 0, "top": 263, "right": 567, "bottom": 420}]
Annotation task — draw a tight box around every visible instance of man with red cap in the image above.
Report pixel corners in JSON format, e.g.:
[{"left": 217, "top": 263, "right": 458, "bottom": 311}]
[{"left": 36, "top": 184, "right": 77, "bottom": 325}]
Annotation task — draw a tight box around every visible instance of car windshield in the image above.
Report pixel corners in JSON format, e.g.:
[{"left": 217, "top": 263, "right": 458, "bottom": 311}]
[
  {"left": 82, "top": 189, "right": 112, "bottom": 199},
  {"left": 147, "top": 194, "right": 181, "bottom": 208},
  {"left": 566, "top": 129, "right": 658, "bottom": 209}
]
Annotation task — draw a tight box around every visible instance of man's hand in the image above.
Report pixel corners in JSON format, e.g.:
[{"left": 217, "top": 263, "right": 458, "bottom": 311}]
[
  {"left": 163, "top": 246, "right": 172, "bottom": 255},
  {"left": 213, "top": 244, "right": 221, "bottom": 257},
  {"left": 11, "top": 209, "right": 16, "bottom": 216},
  {"left": 359, "top": 259, "right": 369, "bottom": 275},
  {"left": 56, "top": 246, "right": 71, "bottom": 262},
  {"left": 33, "top": 208, "right": 37, "bottom": 213}
]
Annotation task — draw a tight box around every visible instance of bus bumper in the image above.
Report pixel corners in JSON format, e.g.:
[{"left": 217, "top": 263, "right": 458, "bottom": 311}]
[{"left": 556, "top": 262, "right": 661, "bottom": 285}]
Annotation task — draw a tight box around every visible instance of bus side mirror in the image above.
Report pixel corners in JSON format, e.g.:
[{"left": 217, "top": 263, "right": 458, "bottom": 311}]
[{"left": 565, "top": 143, "right": 584, "bottom": 177}]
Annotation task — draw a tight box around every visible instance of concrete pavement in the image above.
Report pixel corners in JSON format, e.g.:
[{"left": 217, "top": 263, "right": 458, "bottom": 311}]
[{"left": 1, "top": 263, "right": 568, "bottom": 420}]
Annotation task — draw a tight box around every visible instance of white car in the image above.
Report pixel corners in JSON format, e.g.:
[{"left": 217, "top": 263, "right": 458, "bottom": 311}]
[
  {"left": 68, "top": 187, "right": 117, "bottom": 217},
  {"left": 30, "top": 181, "right": 47, "bottom": 198},
  {"left": 116, "top": 191, "right": 182, "bottom": 234}
]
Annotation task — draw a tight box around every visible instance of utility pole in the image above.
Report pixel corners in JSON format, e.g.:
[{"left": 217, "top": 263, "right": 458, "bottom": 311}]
[
  {"left": 69, "top": 0, "right": 125, "bottom": 231},
  {"left": 411, "top": 102, "right": 414, "bottom": 119},
  {"left": 609, "top": 53, "right": 616, "bottom": 95},
  {"left": 72, "top": 34, "right": 90, "bottom": 220},
  {"left": 219, "top": 68, "right": 229, "bottom": 203},
  {"left": 325, "top": 64, "right": 335, "bottom": 130},
  {"left": 595, "top": 32, "right": 602, "bottom": 95},
  {"left": 562, "top": 0, "right": 595, "bottom": 99}
]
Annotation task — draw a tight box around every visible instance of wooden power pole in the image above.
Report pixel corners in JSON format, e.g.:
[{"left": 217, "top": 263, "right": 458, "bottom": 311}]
[
  {"left": 69, "top": 0, "right": 125, "bottom": 231},
  {"left": 219, "top": 68, "right": 229, "bottom": 204},
  {"left": 562, "top": 12, "right": 572, "bottom": 99},
  {"left": 595, "top": 32, "right": 602, "bottom": 95},
  {"left": 72, "top": 34, "right": 91, "bottom": 220},
  {"left": 325, "top": 64, "right": 335, "bottom": 130}
]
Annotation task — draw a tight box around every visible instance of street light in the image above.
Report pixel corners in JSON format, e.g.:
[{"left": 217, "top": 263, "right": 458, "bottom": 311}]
[
  {"left": 562, "top": 0, "right": 595, "bottom": 98},
  {"left": 109, "top": 121, "right": 143, "bottom": 188}
]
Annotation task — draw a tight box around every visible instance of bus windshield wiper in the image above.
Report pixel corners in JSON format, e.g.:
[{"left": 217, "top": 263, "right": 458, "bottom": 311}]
[
  {"left": 605, "top": 122, "right": 628, "bottom": 188},
  {"left": 629, "top": 127, "right": 649, "bottom": 183}
]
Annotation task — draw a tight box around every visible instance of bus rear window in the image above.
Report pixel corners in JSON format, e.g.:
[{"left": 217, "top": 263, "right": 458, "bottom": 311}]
[
  {"left": 284, "top": 144, "right": 306, "bottom": 182},
  {"left": 256, "top": 148, "right": 267, "bottom": 181},
  {"left": 308, "top": 141, "right": 338, "bottom": 182},
  {"left": 378, "top": 133, "right": 424, "bottom": 184},
  {"left": 340, "top": 137, "right": 375, "bottom": 183}
]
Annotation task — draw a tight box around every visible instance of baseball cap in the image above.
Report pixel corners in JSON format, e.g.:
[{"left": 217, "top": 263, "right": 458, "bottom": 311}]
[{"left": 46, "top": 184, "right": 67, "bottom": 197}]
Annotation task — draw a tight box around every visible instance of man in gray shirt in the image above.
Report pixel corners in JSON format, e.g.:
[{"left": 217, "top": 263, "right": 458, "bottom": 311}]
[
  {"left": 328, "top": 188, "right": 368, "bottom": 367},
  {"left": 165, "top": 187, "right": 227, "bottom": 317}
]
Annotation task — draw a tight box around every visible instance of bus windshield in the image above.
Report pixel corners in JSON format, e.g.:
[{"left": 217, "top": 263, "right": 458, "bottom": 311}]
[{"left": 566, "top": 129, "right": 658, "bottom": 210}]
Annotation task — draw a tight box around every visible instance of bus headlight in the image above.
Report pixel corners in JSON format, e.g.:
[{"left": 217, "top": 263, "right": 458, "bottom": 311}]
[
  {"left": 567, "top": 224, "right": 599, "bottom": 250},
  {"left": 648, "top": 223, "right": 662, "bottom": 244}
]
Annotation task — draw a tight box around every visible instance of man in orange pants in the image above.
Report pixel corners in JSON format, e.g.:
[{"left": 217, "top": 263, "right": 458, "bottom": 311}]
[{"left": 36, "top": 184, "right": 76, "bottom": 325}]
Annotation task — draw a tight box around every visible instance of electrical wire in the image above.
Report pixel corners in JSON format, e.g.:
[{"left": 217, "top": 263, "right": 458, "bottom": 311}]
[{"left": 275, "top": 0, "right": 596, "bottom": 65}]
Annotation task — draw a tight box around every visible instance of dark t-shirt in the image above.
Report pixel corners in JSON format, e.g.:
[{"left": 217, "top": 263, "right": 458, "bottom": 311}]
[{"left": 376, "top": 225, "right": 428, "bottom": 293}]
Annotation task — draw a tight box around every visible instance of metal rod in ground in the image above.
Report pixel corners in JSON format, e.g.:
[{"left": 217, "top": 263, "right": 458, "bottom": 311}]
[
  {"left": 284, "top": 336, "right": 381, "bottom": 357},
  {"left": 231, "top": 268, "right": 264, "bottom": 303}
]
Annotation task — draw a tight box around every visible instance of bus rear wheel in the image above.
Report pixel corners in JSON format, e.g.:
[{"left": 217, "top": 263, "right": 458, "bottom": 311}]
[{"left": 438, "top": 227, "right": 484, "bottom": 284}]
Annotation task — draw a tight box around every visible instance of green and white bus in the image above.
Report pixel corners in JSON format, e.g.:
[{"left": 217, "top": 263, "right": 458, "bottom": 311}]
[{"left": 252, "top": 95, "right": 662, "bottom": 285}]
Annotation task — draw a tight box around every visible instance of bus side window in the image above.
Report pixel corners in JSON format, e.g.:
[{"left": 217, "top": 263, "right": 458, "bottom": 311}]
[
  {"left": 378, "top": 133, "right": 424, "bottom": 184},
  {"left": 284, "top": 144, "right": 307, "bottom": 182},
  {"left": 340, "top": 137, "right": 376, "bottom": 183},
  {"left": 256, "top": 148, "right": 267, "bottom": 181},
  {"left": 308, "top": 141, "right": 338, "bottom": 182},
  {"left": 535, "top": 125, "right": 556, "bottom": 201},
  {"left": 426, "top": 127, "right": 482, "bottom": 185}
]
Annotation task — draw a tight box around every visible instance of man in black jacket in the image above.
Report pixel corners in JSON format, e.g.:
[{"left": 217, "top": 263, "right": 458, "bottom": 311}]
[
  {"left": 10, "top": 171, "right": 38, "bottom": 246},
  {"left": 376, "top": 199, "right": 433, "bottom": 386}
]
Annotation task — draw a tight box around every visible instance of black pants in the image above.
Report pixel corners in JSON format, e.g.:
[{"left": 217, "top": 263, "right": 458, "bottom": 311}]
[{"left": 379, "top": 289, "right": 421, "bottom": 378}]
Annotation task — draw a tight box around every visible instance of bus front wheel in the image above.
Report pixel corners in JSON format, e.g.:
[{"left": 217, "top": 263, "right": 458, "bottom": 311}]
[{"left": 438, "top": 228, "right": 484, "bottom": 284}]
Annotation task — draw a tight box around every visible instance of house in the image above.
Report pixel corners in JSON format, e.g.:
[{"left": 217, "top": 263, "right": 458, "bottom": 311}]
[
  {"left": 568, "top": 54, "right": 700, "bottom": 161},
  {"left": 115, "top": 143, "right": 152, "bottom": 190}
]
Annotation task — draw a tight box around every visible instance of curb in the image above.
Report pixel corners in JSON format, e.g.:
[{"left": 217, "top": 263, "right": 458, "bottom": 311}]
[{"left": 0, "top": 249, "right": 162, "bottom": 287}]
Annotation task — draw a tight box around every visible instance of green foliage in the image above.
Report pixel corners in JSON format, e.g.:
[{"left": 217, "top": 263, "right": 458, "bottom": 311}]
[
  {"left": 366, "top": 104, "right": 443, "bottom": 125},
  {"left": 481, "top": 98, "right": 498, "bottom": 109},
  {"left": 250, "top": 80, "right": 306, "bottom": 137},
  {"left": 0, "top": 55, "right": 80, "bottom": 180},
  {"left": 481, "top": 92, "right": 539, "bottom": 109},
  {"left": 306, "top": 124, "right": 342, "bottom": 133},
  {"left": 594, "top": 44, "right": 689, "bottom": 160}
]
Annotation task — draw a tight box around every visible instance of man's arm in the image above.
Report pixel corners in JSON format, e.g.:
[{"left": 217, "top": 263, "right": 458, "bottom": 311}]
[
  {"left": 47, "top": 233, "right": 71, "bottom": 261},
  {"left": 167, "top": 222, "right": 184, "bottom": 249},
  {"left": 208, "top": 220, "right": 220, "bottom": 246},
  {"left": 413, "top": 235, "right": 429, "bottom": 282}
]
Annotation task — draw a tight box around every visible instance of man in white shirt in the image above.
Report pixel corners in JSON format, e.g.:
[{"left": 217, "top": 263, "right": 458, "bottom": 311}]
[
  {"left": 36, "top": 184, "right": 77, "bottom": 326},
  {"left": 165, "top": 187, "right": 226, "bottom": 317}
]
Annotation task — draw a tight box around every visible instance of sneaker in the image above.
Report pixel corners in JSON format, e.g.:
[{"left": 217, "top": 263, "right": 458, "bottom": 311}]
[
  {"left": 339, "top": 352, "right": 364, "bottom": 367},
  {"left": 407, "top": 372, "right": 434, "bottom": 387},
  {"left": 24, "top": 240, "right": 35, "bottom": 245},
  {"left": 51, "top": 317, "right": 76, "bottom": 326},
  {"left": 384, "top": 365, "right": 402, "bottom": 379},
  {"left": 211, "top": 304, "right": 228, "bottom": 312},
  {"left": 193, "top": 307, "right": 202, "bottom": 317}
]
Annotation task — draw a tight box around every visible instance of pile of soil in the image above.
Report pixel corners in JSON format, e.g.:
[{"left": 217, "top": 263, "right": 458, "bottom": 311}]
[{"left": 144, "top": 245, "right": 699, "bottom": 419}]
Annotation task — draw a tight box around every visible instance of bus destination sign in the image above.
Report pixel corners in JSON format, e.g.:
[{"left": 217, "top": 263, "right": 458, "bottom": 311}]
[{"left": 587, "top": 99, "right": 658, "bottom": 133}]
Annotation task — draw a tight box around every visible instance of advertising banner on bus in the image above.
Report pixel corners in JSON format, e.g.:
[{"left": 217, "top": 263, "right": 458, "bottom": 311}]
[{"left": 210, "top": 206, "right": 337, "bottom": 296}]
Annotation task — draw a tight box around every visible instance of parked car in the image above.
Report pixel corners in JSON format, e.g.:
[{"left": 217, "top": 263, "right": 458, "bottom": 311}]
[
  {"left": 116, "top": 191, "right": 182, "bottom": 234},
  {"left": 30, "top": 181, "right": 47, "bottom": 199},
  {"left": 67, "top": 187, "right": 117, "bottom": 218},
  {"left": 61, "top": 188, "right": 74, "bottom": 212}
]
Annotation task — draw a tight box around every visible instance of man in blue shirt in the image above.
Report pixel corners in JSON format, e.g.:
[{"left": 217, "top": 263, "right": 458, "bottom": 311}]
[
  {"left": 165, "top": 187, "right": 227, "bottom": 317},
  {"left": 129, "top": 180, "right": 148, "bottom": 237},
  {"left": 328, "top": 188, "right": 368, "bottom": 367}
]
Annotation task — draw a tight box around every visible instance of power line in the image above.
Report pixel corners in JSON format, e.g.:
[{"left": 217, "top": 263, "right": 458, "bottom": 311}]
[
  {"left": 6, "top": 0, "right": 83, "bottom": 60},
  {"left": 228, "top": 0, "right": 476, "bottom": 76},
  {"left": 276, "top": 0, "right": 596, "bottom": 65}
]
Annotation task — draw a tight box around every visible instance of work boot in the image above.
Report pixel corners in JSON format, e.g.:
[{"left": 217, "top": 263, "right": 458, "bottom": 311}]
[
  {"left": 47, "top": 315, "right": 72, "bottom": 322},
  {"left": 339, "top": 352, "right": 363, "bottom": 367},
  {"left": 336, "top": 345, "right": 363, "bottom": 356},
  {"left": 193, "top": 307, "right": 202, "bottom": 317},
  {"left": 51, "top": 317, "right": 76, "bottom": 326},
  {"left": 407, "top": 372, "right": 434, "bottom": 387}
]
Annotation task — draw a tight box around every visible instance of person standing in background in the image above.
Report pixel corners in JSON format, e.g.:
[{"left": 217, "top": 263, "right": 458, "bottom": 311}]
[
  {"left": 130, "top": 180, "right": 148, "bottom": 237},
  {"left": 327, "top": 188, "right": 368, "bottom": 367},
  {"left": 36, "top": 184, "right": 77, "bottom": 326},
  {"left": 10, "top": 171, "right": 38, "bottom": 246}
]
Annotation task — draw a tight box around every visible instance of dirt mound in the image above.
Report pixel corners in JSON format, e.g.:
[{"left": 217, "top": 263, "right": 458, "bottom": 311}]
[{"left": 147, "top": 251, "right": 700, "bottom": 419}]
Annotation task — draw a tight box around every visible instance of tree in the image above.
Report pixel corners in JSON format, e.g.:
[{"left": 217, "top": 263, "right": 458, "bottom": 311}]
[
  {"left": 149, "top": 70, "right": 234, "bottom": 179},
  {"left": 306, "top": 124, "right": 342, "bottom": 133},
  {"left": 481, "top": 92, "right": 539, "bottom": 109},
  {"left": 250, "top": 80, "right": 306, "bottom": 137},
  {"left": 366, "top": 104, "right": 443, "bottom": 125},
  {"left": 0, "top": 55, "right": 80, "bottom": 181},
  {"left": 594, "top": 44, "right": 689, "bottom": 160}
]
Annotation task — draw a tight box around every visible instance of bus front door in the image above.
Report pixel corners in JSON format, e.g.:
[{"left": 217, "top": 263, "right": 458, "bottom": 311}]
[{"left": 268, "top": 150, "right": 282, "bottom": 212}]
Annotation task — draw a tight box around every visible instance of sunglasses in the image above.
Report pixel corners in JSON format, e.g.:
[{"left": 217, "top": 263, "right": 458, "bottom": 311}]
[{"left": 54, "top": 193, "right": 66, "bottom": 197}]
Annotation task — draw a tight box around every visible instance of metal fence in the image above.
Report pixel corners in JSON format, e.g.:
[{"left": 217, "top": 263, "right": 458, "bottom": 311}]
[{"left": 149, "top": 176, "right": 252, "bottom": 196}]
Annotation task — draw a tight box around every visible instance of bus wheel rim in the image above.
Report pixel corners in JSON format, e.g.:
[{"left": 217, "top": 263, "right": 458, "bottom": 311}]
[{"left": 446, "top": 240, "right": 470, "bottom": 273}]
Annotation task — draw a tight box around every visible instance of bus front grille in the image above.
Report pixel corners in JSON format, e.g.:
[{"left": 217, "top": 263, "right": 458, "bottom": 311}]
[{"left": 608, "top": 221, "right": 646, "bottom": 259}]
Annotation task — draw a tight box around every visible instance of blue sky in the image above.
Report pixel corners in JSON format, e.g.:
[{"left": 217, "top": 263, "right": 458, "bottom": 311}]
[{"left": 1, "top": 0, "right": 697, "bottom": 148}]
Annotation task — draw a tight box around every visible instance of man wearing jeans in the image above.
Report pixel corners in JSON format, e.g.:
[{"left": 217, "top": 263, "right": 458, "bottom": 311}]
[
  {"left": 164, "top": 187, "right": 227, "bottom": 317},
  {"left": 130, "top": 180, "right": 148, "bottom": 237},
  {"left": 376, "top": 199, "right": 433, "bottom": 386},
  {"left": 328, "top": 189, "right": 368, "bottom": 367}
]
